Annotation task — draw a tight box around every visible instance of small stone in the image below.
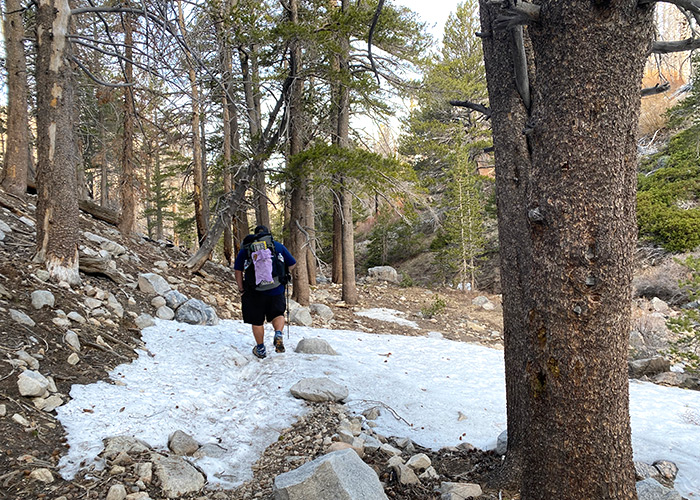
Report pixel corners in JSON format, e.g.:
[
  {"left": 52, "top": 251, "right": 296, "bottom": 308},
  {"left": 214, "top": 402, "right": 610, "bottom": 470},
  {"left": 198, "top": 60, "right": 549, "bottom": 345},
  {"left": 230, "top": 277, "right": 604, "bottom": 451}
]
[
  {"left": 406, "top": 453, "right": 431, "bottom": 471},
  {"left": 67, "top": 311, "right": 87, "bottom": 324},
  {"left": 29, "top": 468, "right": 54, "bottom": 483},
  {"left": 125, "top": 493, "right": 151, "bottom": 500},
  {"left": 387, "top": 455, "right": 405, "bottom": 467},
  {"left": 151, "top": 296, "right": 167, "bottom": 308},
  {"left": 85, "top": 297, "right": 103, "bottom": 309},
  {"left": 168, "top": 430, "right": 200, "bottom": 456},
  {"left": 393, "top": 463, "right": 420, "bottom": 485},
  {"left": 67, "top": 353, "right": 80, "bottom": 365},
  {"left": 35, "top": 270, "right": 50, "bottom": 282},
  {"left": 31, "top": 290, "right": 55, "bottom": 309},
  {"left": 12, "top": 413, "right": 30, "bottom": 426},
  {"left": 134, "top": 314, "right": 155, "bottom": 329},
  {"left": 420, "top": 466, "right": 440, "bottom": 480},
  {"left": 10, "top": 309, "right": 36, "bottom": 327},
  {"left": 18, "top": 370, "right": 50, "bottom": 397},
  {"left": 65, "top": 330, "right": 81, "bottom": 351},
  {"left": 0, "top": 404, "right": 6, "bottom": 417},
  {"left": 135, "top": 462, "right": 153, "bottom": 483},
  {"left": 16, "top": 350, "right": 40, "bottom": 370},
  {"left": 110, "top": 465, "right": 126, "bottom": 475},
  {"left": 156, "top": 305, "right": 175, "bottom": 320},
  {"left": 440, "top": 481, "right": 483, "bottom": 499},
  {"left": 53, "top": 317, "right": 71, "bottom": 327},
  {"left": 106, "top": 483, "right": 127, "bottom": 500},
  {"left": 380, "top": 443, "right": 402, "bottom": 456}
]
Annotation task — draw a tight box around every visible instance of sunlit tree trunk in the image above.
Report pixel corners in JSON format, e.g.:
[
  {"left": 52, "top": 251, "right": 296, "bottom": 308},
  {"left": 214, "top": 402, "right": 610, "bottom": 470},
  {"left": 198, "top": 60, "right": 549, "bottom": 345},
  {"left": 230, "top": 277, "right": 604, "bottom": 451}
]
[{"left": 34, "top": 0, "right": 80, "bottom": 285}]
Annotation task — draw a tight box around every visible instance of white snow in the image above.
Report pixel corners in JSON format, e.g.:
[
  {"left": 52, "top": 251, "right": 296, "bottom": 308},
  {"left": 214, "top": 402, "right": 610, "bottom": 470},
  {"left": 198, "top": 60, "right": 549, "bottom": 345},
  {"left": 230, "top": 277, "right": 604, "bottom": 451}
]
[
  {"left": 355, "top": 307, "right": 419, "bottom": 328},
  {"left": 56, "top": 317, "right": 700, "bottom": 497}
]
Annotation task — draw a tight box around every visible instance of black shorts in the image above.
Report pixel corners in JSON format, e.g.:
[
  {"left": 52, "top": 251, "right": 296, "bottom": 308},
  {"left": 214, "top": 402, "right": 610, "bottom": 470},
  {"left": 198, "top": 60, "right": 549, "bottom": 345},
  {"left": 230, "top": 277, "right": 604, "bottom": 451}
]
[{"left": 241, "top": 292, "right": 286, "bottom": 326}]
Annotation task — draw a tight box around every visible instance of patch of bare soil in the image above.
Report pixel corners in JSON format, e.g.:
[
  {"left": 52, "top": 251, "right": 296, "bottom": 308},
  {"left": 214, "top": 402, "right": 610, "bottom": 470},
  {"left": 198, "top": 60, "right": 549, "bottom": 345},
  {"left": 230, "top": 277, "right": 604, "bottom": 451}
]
[{"left": 0, "top": 195, "right": 506, "bottom": 500}]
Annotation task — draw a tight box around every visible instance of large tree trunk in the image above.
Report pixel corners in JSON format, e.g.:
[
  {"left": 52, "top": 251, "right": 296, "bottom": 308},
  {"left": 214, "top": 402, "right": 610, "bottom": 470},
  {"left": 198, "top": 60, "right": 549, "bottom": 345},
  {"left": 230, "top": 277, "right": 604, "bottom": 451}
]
[
  {"left": 34, "top": 0, "right": 80, "bottom": 285},
  {"left": 331, "top": 194, "right": 342, "bottom": 283},
  {"left": 1, "top": 0, "right": 30, "bottom": 200},
  {"left": 178, "top": 0, "right": 209, "bottom": 245},
  {"left": 119, "top": 9, "right": 137, "bottom": 235},
  {"left": 288, "top": 0, "right": 310, "bottom": 306},
  {"left": 479, "top": 1, "right": 654, "bottom": 498}
]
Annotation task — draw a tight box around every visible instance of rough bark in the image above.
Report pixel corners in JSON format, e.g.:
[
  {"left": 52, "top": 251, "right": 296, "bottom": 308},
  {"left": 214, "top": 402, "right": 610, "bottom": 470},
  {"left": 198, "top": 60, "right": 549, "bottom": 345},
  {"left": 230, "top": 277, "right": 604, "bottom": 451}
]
[
  {"left": 78, "top": 199, "right": 120, "bottom": 225},
  {"left": 34, "top": 0, "right": 81, "bottom": 285},
  {"left": 1, "top": 0, "right": 30, "bottom": 200},
  {"left": 288, "top": 0, "right": 310, "bottom": 306},
  {"left": 119, "top": 9, "right": 137, "bottom": 235},
  {"left": 479, "top": 0, "right": 654, "bottom": 498},
  {"left": 331, "top": 194, "right": 342, "bottom": 283}
]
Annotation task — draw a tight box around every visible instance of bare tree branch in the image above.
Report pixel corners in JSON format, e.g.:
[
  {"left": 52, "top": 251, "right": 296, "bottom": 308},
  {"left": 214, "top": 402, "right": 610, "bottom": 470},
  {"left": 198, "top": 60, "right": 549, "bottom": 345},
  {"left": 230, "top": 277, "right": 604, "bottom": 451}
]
[
  {"left": 641, "top": 81, "right": 671, "bottom": 96},
  {"left": 367, "top": 0, "right": 385, "bottom": 86},
  {"left": 70, "top": 56, "right": 134, "bottom": 87},
  {"left": 493, "top": 2, "right": 540, "bottom": 30},
  {"left": 652, "top": 37, "right": 700, "bottom": 53},
  {"left": 450, "top": 100, "right": 492, "bottom": 118}
]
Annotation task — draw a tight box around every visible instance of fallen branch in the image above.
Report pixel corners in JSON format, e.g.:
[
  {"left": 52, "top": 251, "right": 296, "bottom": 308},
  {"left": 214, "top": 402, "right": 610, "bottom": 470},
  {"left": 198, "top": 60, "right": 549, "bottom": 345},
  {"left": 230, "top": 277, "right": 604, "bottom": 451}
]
[
  {"left": 356, "top": 399, "right": 413, "bottom": 426},
  {"left": 641, "top": 82, "right": 671, "bottom": 96}
]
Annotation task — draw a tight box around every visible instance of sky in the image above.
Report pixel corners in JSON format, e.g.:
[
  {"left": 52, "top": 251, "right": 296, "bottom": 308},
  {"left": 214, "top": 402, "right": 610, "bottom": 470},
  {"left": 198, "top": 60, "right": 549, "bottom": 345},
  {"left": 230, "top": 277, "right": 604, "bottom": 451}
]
[{"left": 56, "top": 313, "right": 700, "bottom": 498}]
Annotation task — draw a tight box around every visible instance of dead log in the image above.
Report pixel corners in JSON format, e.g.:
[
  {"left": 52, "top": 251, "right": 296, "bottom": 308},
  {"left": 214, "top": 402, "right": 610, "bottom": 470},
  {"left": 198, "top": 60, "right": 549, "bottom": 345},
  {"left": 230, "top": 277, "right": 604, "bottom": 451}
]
[
  {"left": 78, "top": 251, "right": 129, "bottom": 284},
  {"left": 78, "top": 199, "right": 120, "bottom": 226}
]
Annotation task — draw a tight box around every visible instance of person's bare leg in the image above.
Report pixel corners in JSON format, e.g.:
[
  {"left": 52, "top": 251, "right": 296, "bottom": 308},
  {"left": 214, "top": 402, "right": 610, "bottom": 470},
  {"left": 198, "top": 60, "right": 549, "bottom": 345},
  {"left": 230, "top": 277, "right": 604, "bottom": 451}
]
[
  {"left": 252, "top": 325, "right": 265, "bottom": 345},
  {"left": 271, "top": 315, "right": 285, "bottom": 333}
]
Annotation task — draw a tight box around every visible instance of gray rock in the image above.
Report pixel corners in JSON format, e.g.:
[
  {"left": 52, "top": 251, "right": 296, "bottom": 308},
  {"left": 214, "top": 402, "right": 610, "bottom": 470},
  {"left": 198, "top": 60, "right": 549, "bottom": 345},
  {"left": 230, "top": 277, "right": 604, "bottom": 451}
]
[
  {"left": 653, "top": 460, "right": 679, "bottom": 482},
  {"left": 174, "top": 299, "right": 219, "bottom": 326},
  {"left": 0, "top": 404, "right": 6, "bottom": 417},
  {"left": 496, "top": 429, "right": 508, "bottom": 455},
  {"left": 0, "top": 228, "right": 5, "bottom": 241},
  {"left": 138, "top": 273, "right": 171, "bottom": 296},
  {"left": 289, "top": 306, "right": 313, "bottom": 327},
  {"left": 85, "top": 297, "right": 103, "bottom": 309},
  {"left": 134, "top": 314, "right": 155, "bottom": 329},
  {"left": 629, "top": 357, "right": 671, "bottom": 378},
  {"left": 379, "top": 443, "right": 402, "bottom": 456},
  {"left": 31, "top": 290, "right": 55, "bottom": 309},
  {"left": 651, "top": 297, "right": 670, "bottom": 313},
  {"left": 10, "top": 309, "right": 35, "bottom": 327},
  {"left": 295, "top": 338, "right": 338, "bottom": 355},
  {"left": 360, "top": 433, "right": 382, "bottom": 453},
  {"left": 164, "top": 290, "right": 188, "bottom": 310},
  {"left": 290, "top": 377, "right": 349, "bottom": 402},
  {"left": 16, "top": 350, "right": 40, "bottom": 370},
  {"left": 471, "top": 296, "right": 495, "bottom": 310},
  {"left": 636, "top": 478, "right": 682, "bottom": 500},
  {"left": 168, "top": 430, "right": 199, "bottom": 456},
  {"left": 363, "top": 406, "right": 381, "bottom": 420},
  {"left": 635, "top": 461, "right": 661, "bottom": 480},
  {"left": 37, "top": 394, "right": 63, "bottom": 412},
  {"left": 419, "top": 466, "right": 439, "bottom": 480},
  {"left": 17, "top": 370, "right": 50, "bottom": 397},
  {"left": 273, "top": 449, "right": 387, "bottom": 500},
  {"left": 0, "top": 220, "right": 10, "bottom": 232},
  {"left": 367, "top": 266, "right": 398, "bottom": 284},
  {"left": 440, "top": 482, "right": 483, "bottom": 500},
  {"left": 135, "top": 462, "right": 153, "bottom": 483},
  {"left": 152, "top": 454, "right": 205, "bottom": 498},
  {"left": 309, "top": 303, "right": 334, "bottom": 321},
  {"left": 102, "top": 436, "right": 152, "bottom": 460},
  {"left": 68, "top": 311, "right": 87, "bottom": 324},
  {"left": 156, "top": 306, "right": 175, "bottom": 320},
  {"left": 84, "top": 231, "right": 127, "bottom": 256},
  {"left": 65, "top": 331, "right": 81, "bottom": 352},
  {"left": 0, "top": 282, "right": 13, "bottom": 299}
]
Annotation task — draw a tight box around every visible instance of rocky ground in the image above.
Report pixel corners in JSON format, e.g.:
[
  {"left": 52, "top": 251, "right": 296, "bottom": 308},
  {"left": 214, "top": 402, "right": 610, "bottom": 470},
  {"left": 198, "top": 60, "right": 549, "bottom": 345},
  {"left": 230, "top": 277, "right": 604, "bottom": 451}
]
[{"left": 0, "top": 192, "right": 694, "bottom": 500}]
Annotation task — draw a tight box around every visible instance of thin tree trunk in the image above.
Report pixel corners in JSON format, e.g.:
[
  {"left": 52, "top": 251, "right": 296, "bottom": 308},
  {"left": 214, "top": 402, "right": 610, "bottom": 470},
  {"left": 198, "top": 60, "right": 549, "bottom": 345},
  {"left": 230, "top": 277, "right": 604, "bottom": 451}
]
[
  {"left": 1, "top": 0, "right": 30, "bottom": 200},
  {"left": 119, "top": 8, "right": 136, "bottom": 235},
  {"left": 331, "top": 193, "right": 342, "bottom": 283},
  {"left": 305, "top": 190, "right": 317, "bottom": 285},
  {"left": 239, "top": 47, "right": 270, "bottom": 228},
  {"left": 34, "top": 0, "right": 80, "bottom": 285},
  {"left": 288, "top": 0, "right": 310, "bottom": 305},
  {"left": 178, "top": 0, "right": 208, "bottom": 245}
]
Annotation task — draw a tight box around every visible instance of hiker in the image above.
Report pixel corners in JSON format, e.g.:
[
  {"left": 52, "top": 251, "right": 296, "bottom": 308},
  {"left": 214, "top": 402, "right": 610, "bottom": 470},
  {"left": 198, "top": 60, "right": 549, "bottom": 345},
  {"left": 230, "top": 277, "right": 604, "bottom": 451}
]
[{"left": 234, "top": 225, "right": 296, "bottom": 359}]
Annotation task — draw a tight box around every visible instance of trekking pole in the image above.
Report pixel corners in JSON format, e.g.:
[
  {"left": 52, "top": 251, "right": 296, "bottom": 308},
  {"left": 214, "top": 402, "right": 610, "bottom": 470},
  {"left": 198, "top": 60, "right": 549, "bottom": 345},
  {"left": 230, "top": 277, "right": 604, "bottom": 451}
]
[{"left": 286, "top": 283, "right": 290, "bottom": 339}]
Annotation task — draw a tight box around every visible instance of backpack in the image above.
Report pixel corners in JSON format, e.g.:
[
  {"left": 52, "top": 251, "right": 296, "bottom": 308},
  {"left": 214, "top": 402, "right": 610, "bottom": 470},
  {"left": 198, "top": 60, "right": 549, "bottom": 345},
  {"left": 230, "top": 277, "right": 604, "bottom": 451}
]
[{"left": 241, "top": 232, "right": 289, "bottom": 292}]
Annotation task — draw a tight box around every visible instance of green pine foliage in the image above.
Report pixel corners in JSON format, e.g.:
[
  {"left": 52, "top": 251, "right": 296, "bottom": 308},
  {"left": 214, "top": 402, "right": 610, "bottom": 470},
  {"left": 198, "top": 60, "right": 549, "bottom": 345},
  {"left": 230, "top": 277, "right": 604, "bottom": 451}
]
[
  {"left": 637, "top": 126, "right": 700, "bottom": 252},
  {"left": 667, "top": 256, "right": 700, "bottom": 373},
  {"left": 366, "top": 208, "right": 423, "bottom": 268}
]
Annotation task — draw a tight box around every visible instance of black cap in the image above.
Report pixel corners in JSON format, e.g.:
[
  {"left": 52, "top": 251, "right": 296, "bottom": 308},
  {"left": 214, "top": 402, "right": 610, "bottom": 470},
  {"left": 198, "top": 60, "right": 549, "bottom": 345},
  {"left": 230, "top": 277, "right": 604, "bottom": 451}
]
[{"left": 254, "top": 225, "right": 269, "bottom": 235}]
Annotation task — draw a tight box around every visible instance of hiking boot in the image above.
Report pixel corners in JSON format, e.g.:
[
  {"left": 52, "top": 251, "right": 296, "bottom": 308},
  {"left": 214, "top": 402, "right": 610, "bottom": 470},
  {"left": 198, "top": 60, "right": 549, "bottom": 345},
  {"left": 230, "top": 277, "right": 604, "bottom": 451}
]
[
  {"left": 273, "top": 331, "right": 285, "bottom": 353},
  {"left": 252, "top": 344, "right": 267, "bottom": 359}
]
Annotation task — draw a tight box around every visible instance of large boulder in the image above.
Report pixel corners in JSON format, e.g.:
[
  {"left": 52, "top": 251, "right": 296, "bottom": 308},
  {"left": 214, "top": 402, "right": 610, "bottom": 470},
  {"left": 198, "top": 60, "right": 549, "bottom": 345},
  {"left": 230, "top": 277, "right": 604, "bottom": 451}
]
[
  {"left": 295, "top": 338, "right": 338, "bottom": 356},
  {"left": 629, "top": 356, "right": 671, "bottom": 379},
  {"left": 272, "top": 449, "right": 387, "bottom": 500},
  {"left": 164, "top": 289, "right": 188, "bottom": 310},
  {"left": 309, "top": 303, "right": 334, "bottom": 322},
  {"left": 367, "top": 266, "right": 398, "bottom": 284},
  {"left": 289, "top": 305, "right": 313, "bottom": 327},
  {"left": 636, "top": 478, "right": 682, "bottom": 500},
  {"left": 138, "top": 273, "right": 172, "bottom": 296},
  {"left": 174, "top": 299, "right": 219, "bottom": 326},
  {"left": 290, "top": 377, "right": 349, "bottom": 402}
]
